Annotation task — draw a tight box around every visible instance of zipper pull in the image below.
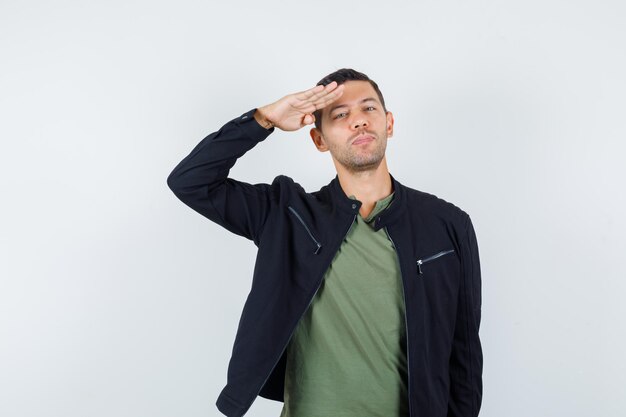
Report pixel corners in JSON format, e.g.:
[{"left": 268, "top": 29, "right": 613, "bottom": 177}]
[
  {"left": 314, "top": 243, "right": 321, "bottom": 255},
  {"left": 417, "top": 260, "right": 423, "bottom": 275}
]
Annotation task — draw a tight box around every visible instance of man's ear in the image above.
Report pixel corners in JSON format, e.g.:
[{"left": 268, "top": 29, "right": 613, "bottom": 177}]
[
  {"left": 310, "top": 127, "right": 329, "bottom": 152},
  {"left": 386, "top": 111, "right": 395, "bottom": 138}
]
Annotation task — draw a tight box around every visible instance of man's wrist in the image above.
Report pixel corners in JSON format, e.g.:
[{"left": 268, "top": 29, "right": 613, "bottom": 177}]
[{"left": 253, "top": 109, "right": 275, "bottom": 130}]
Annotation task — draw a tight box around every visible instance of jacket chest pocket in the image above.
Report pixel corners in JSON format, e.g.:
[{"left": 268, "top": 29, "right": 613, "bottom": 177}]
[
  {"left": 416, "top": 249, "right": 455, "bottom": 275},
  {"left": 287, "top": 206, "right": 323, "bottom": 255}
]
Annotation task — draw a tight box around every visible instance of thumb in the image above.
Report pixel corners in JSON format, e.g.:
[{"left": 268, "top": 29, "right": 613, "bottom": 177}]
[{"left": 302, "top": 113, "right": 315, "bottom": 125}]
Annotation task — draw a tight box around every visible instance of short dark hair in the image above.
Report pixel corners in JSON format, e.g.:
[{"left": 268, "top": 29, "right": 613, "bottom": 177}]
[{"left": 313, "top": 68, "right": 387, "bottom": 131}]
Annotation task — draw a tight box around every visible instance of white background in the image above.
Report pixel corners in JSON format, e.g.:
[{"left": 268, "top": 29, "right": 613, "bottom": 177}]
[{"left": 1, "top": 1, "right": 625, "bottom": 416}]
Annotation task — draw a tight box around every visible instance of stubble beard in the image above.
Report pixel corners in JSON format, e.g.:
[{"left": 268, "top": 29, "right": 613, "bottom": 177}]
[{"left": 328, "top": 132, "right": 388, "bottom": 174}]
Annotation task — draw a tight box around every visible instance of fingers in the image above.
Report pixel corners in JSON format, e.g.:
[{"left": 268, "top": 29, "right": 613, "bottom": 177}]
[
  {"left": 297, "top": 83, "right": 327, "bottom": 99},
  {"left": 292, "top": 83, "right": 344, "bottom": 115},
  {"left": 295, "top": 82, "right": 343, "bottom": 106},
  {"left": 311, "top": 84, "right": 344, "bottom": 110},
  {"left": 297, "top": 81, "right": 338, "bottom": 100}
]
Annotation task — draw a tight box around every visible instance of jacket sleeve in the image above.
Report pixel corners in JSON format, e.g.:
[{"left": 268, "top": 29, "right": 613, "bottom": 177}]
[
  {"left": 448, "top": 213, "right": 483, "bottom": 417},
  {"left": 166, "top": 109, "right": 275, "bottom": 245}
]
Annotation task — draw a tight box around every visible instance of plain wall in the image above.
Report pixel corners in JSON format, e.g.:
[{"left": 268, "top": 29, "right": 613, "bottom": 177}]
[{"left": 1, "top": 0, "right": 625, "bottom": 416}]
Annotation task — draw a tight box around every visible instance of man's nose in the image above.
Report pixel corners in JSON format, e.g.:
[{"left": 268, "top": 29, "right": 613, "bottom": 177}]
[{"left": 352, "top": 118, "right": 368, "bottom": 129}]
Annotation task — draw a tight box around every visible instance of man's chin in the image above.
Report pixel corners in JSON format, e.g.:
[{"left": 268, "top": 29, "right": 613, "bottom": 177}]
[{"left": 344, "top": 157, "right": 385, "bottom": 173}]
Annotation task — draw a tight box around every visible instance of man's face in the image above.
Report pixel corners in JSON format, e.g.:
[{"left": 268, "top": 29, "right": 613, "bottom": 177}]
[{"left": 310, "top": 80, "right": 394, "bottom": 173}]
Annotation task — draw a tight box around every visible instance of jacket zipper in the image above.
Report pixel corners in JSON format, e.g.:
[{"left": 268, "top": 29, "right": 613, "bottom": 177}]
[
  {"left": 288, "top": 206, "right": 322, "bottom": 254},
  {"left": 416, "top": 249, "right": 455, "bottom": 274},
  {"left": 251, "top": 214, "right": 357, "bottom": 407},
  {"left": 383, "top": 226, "right": 413, "bottom": 417}
]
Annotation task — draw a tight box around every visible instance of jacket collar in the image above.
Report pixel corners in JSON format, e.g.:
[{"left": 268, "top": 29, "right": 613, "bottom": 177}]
[{"left": 328, "top": 172, "right": 406, "bottom": 231}]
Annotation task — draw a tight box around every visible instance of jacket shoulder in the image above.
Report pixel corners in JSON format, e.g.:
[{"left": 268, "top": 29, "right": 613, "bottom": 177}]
[
  {"left": 402, "top": 185, "right": 471, "bottom": 227},
  {"left": 266, "top": 174, "right": 311, "bottom": 201}
]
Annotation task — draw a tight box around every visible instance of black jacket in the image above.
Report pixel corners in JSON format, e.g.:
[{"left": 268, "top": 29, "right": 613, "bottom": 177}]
[{"left": 167, "top": 108, "right": 483, "bottom": 417}]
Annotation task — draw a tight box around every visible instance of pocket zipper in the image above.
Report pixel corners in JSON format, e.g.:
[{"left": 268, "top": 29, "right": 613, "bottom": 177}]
[
  {"left": 287, "top": 206, "right": 322, "bottom": 254},
  {"left": 416, "top": 249, "right": 455, "bottom": 274}
]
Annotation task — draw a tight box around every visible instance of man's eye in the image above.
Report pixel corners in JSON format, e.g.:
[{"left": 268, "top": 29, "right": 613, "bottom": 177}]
[
  {"left": 334, "top": 112, "right": 347, "bottom": 119},
  {"left": 366, "top": 106, "right": 376, "bottom": 111}
]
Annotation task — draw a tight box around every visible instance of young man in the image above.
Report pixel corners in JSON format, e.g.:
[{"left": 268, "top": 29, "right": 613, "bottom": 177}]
[{"left": 167, "top": 69, "right": 483, "bottom": 417}]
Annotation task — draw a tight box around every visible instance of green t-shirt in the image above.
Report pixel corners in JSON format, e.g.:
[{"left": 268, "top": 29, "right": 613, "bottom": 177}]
[{"left": 280, "top": 191, "right": 409, "bottom": 417}]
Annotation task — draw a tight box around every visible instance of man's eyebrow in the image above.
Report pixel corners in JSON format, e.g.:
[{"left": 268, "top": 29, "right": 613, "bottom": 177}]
[{"left": 328, "top": 97, "right": 380, "bottom": 114}]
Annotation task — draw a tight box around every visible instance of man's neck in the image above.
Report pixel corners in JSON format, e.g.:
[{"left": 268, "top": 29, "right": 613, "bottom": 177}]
[{"left": 336, "top": 159, "right": 393, "bottom": 218}]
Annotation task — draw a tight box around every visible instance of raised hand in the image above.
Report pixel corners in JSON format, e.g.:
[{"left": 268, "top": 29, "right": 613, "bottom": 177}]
[{"left": 254, "top": 81, "right": 345, "bottom": 132}]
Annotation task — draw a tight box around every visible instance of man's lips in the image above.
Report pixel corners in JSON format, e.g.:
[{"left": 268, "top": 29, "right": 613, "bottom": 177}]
[{"left": 352, "top": 134, "right": 375, "bottom": 145}]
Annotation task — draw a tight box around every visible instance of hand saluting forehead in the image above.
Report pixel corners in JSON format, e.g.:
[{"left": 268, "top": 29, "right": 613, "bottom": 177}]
[{"left": 253, "top": 81, "right": 345, "bottom": 132}]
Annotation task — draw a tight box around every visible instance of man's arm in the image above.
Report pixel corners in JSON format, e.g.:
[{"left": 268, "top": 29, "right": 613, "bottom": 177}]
[
  {"left": 166, "top": 110, "right": 275, "bottom": 244},
  {"left": 448, "top": 213, "right": 483, "bottom": 417},
  {"left": 166, "top": 82, "right": 344, "bottom": 244}
]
